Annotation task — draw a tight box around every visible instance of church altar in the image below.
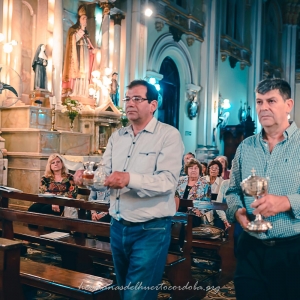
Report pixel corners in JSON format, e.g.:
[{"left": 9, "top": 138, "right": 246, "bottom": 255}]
[{"left": 1, "top": 103, "right": 120, "bottom": 205}]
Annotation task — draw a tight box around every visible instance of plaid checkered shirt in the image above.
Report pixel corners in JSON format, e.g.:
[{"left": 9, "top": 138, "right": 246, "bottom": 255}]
[{"left": 226, "top": 121, "right": 300, "bottom": 239}]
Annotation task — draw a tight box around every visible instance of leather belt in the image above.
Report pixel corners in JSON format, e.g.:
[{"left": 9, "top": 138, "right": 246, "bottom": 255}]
[{"left": 260, "top": 234, "right": 300, "bottom": 247}]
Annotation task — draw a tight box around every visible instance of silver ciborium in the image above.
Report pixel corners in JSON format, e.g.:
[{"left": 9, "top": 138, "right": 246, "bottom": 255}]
[{"left": 241, "top": 168, "right": 272, "bottom": 232}]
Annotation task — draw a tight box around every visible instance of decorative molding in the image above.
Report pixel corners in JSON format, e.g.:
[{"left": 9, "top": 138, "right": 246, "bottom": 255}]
[
  {"left": 263, "top": 60, "right": 282, "bottom": 79},
  {"left": 220, "top": 35, "right": 251, "bottom": 68},
  {"left": 99, "top": 2, "right": 114, "bottom": 15},
  {"left": 151, "top": 1, "right": 204, "bottom": 42},
  {"left": 155, "top": 19, "right": 165, "bottom": 31},
  {"left": 111, "top": 13, "right": 125, "bottom": 26},
  {"left": 169, "top": 26, "right": 183, "bottom": 42},
  {"left": 186, "top": 35, "right": 195, "bottom": 46},
  {"left": 221, "top": 54, "right": 227, "bottom": 62},
  {"left": 148, "top": 33, "right": 197, "bottom": 87},
  {"left": 145, "top": 71, "right": 164, "bottom": 81}
]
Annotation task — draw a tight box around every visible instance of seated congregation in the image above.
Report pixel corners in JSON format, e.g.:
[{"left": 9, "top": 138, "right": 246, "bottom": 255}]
[{"left": 0, "top": 152, "right": 236, "bottom": 299}]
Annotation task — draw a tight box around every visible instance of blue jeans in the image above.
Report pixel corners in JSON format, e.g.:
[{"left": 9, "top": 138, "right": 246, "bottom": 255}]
[{"left": 110, "top": 217, "right": 172, "bottom": 300}]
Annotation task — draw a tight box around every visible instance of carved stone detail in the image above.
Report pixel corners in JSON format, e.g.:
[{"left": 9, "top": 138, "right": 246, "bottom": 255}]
[
  {"left": 111, "top": 13, "right": 125, "bottom": 26},
  {"left": 186, "top": 35, "right": 195, "bottom": 46},
  {"left": 155, "top": 19, "right": 164, "bottom": 31}
]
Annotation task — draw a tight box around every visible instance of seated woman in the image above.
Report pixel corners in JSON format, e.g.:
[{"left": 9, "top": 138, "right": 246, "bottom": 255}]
[
  {"left": 203, "top": 160, "right": 227, "bottom": 229},
  {"left": 216, "top": 155, "right": 230, "bottom": 180},
  {"left": 28, "top": 153, "right": 78, "bottom": 216},
  {"left": 175, "top": 158, "right": 210, "bottom": 227},
  {"left": 88, "top": 188, "right": 111, "bottom": 223},
  {"left": 215, "top": 179, "right": 231, "bottom": 230}
]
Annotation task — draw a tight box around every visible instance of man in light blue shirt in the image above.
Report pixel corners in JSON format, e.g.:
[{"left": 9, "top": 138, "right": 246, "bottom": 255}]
[
  {"left": 103, "top": 79, "right": 184, "bottom": 300},
  {"left": 226, "top": 78, "right": 300, "bottom": 299}
]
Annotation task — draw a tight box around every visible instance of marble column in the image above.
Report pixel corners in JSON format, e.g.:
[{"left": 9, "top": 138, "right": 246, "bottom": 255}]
[
  {"left": 197, "top": 0, "right": 221, "bottom": 159},
  {"left": 129, "top": 0, "right": 141, "bottom": 80},
  {"left": 35, "top": 0, "right": 48, "bottom": 48},
  {"left": 10, "top": 0, "right": 22, "bottom": 98},
  {"left": 52, "top": 0, "right": 63, "bottom": 109},
  {"left": 247, "top": 0, "right": 264, "bottom": 133},
  {"left": 99, "top": 2, "right": 114, "bottom": 73},
  {"left": 111, "top": 13, "right": 125, "bottom": 75}
]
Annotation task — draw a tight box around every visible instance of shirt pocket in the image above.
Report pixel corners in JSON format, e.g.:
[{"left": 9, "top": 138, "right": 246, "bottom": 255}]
[{"left": 134, "top": 151, "right": 157, "bottom": 173}]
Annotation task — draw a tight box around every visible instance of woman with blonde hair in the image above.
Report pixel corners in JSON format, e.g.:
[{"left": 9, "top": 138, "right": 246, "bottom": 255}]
[{"left": 28, "top": 153, "right": 78, "bottom": 216}]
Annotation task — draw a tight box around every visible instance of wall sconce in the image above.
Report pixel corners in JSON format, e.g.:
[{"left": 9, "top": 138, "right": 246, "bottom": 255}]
[
  {"left": 0, "top": 33, "right": 17, "bottom": 53},
  {"left": 148, "top": 77, "right": 160, "bottom": 91},
  {"left": 219, "top": 94, "right": 231, "bottom": 116},
  {"left": 217, "top": 94, "right": 231, "bottom": 128}
]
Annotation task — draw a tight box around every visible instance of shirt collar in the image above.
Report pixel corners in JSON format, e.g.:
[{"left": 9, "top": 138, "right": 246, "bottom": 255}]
[
  {"left": 259, "top": 121, "right": 297, "bottom": 140},
  {"left": 119, "top": 117, "right": 158, "bottom": 136}
]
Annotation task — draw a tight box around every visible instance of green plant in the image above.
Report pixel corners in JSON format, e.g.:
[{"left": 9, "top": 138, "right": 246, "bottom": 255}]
[
  {"left": 117, "top": 106, "right": 129, "bottom": 127},
  {"left": 61, "top": 98, "right": 84, "bottom": 122}
]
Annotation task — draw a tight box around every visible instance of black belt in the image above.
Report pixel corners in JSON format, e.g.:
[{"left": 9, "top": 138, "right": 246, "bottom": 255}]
[
  {"left": 115, "top": 217, "right": 168, "bottom": 227},
  {"left": 258, "top": 234, "right": 300, "bottom": 247}
]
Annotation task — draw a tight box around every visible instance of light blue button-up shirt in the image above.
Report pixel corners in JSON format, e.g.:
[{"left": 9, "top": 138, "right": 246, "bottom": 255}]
[
  {"left": 226, "top": 121, "right": 300, "bottom": 239},
  {"left": 103, "top": 117, "right": 184, "bottom": 222}
]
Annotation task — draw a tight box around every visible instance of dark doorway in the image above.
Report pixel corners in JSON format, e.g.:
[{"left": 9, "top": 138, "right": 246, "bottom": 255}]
[{"left": 158, "top": 57, "right": 180, "bottom": 129}]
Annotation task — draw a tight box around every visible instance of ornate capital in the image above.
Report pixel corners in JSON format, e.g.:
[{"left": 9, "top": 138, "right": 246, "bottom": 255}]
[
  {"left": 111, "top": 13, "right": 125, "bottom": 25},
  {"left": 99, "top": 2, "right": 114, "bottom": 15}
]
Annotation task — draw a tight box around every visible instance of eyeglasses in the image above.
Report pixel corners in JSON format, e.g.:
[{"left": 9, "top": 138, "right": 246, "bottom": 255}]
[
  {"left": 122, "top": 96, "right": 148, "bottom": 103},
  {"left": 210, "top": 167, "right": 219, "bottom": 171}
]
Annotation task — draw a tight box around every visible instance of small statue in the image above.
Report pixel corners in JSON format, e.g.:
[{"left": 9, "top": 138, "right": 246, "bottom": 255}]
[
  {"left": 32, "top": 44, "right": 48, "bottom": 90},
  {"left": 110, "top": 72, "right": 119, "bottom": 106}
]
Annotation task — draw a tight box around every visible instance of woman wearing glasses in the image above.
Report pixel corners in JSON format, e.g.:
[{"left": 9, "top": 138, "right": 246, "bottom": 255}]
[
  {"left": 203, "top": 160, "right": 230, "bottom": 229},
  {"left": 175, "top": 158, "right": 210, "bottom": 227}
]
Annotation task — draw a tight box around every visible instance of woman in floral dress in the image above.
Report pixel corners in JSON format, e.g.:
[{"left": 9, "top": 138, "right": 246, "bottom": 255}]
[{"left": 28, "top": 153, "right": 78, "bottom": 216}]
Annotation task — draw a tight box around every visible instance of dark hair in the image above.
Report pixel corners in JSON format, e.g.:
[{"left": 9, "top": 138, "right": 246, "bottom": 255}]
[
  {"left": 112, "top": 72, "right": 118, "bottom": 76},
  {"left": 255, "top": 78, "right": 291, "bottom": 101},
  {"left": 184, "top": 158, "right": 202, "bottom": 176},
  {"left": 185, "top": 152, "right": 195, "bottom": 158},
  {"left": 200, "top": 162, "right": 208, "bottom": 168},
  {"left": 127, "top": 80, "right": 158, "bottom": 103},
  {"left": 208, "top": 160, "right": 223, "bottom": 177}
]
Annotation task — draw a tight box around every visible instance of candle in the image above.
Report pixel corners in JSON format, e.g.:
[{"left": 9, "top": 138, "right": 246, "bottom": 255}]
[{"left": 52, "top": 96, "right": 56, "bottom": 106}]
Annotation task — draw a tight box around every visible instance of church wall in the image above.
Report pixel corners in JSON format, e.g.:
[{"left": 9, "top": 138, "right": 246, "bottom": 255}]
[
  {"left": 146, "top": 18, "right": 201, "bottom": 154},
  {"left": 218, "top": 58, "right": 249, "bottom": 126}
]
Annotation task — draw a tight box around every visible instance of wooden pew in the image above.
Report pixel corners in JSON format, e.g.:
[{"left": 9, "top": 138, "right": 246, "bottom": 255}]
[
  {"left": 0, "top": 191, "right": 206, "bottom": 300},
  {"left": 0, "top": 238, "right": 24, "bottom": 300},
  {"left": 179, "top": 198, "right": 236, "bottom": 287}
]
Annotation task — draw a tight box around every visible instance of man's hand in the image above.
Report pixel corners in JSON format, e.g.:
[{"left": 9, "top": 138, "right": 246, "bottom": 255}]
[
  {"left": 235, "top": 208, "right": 250, "bottom": 230},
  {"left": 52, "top": 204, "right": 60, "bottom": 213},
  {"left": 104, "top": 171, "right": 130, "bottom": 189},
  {"left": 91, "top": 212, "right": 107, "bottom": 221},
  {"left": 250, "top": 194, "right": 291, "bottom": 217},
  {"left": 223, "top": 220, "right": 231, "bottom": 230}
]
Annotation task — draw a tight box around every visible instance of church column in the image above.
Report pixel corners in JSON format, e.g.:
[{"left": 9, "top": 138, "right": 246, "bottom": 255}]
[
  {"left": 197, "top": 0, "right": 221, "bottom": 161},
  {"left": 35, "top": 0, "right": 48, "bottom": 48},
  {"left": 10, "top": 0, "right": 22, "bottom": 98},
  {"left": 99, "top": 2, "right": 114, "bottom": 73},
  {"left": 282, "top": 9, "right": 298, "bottom": 103},
  {"left": 52, "top": 0, "right": 63, "bottom": 108},
  {"left": 247, "top": 0, "right": 264, "bottom": 133},
  {"left": 111, "top": 13, "right": 125, "bottom": 75}
]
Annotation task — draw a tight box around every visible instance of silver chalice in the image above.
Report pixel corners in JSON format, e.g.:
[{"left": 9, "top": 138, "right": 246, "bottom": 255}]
[{"left": 241, "top": 168, "right": 272, "bottom": 232}]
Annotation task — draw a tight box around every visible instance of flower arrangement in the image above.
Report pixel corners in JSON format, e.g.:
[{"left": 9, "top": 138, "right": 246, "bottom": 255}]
[
  {"left": 117, "top": 106, "right": 129, "bottom": 127},
  {"left": 61, "top": 98, "right": 84, "bottom": 123}
]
